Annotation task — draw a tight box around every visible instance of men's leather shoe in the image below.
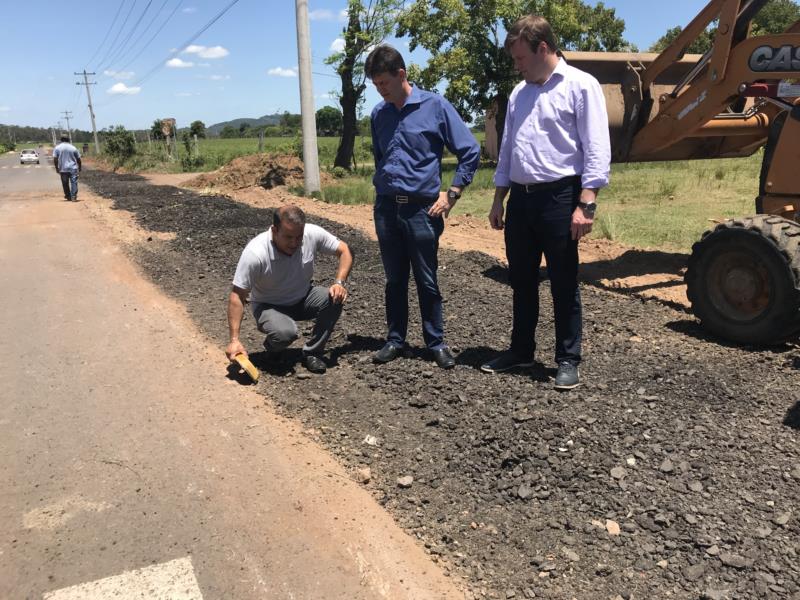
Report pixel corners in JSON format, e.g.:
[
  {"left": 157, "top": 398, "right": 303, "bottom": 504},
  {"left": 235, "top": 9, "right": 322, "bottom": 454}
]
[
  {"left": 432, "top": 347, "right": 456, "bottom": 370},
  {"left": 303, "top": 354, "right": 327, "bottom": 374},
  {"left": 554, "top": 361, "right": 579, "bottom": 390},
  {"left": 480, "top": 351, "right": 535, "bottom": 373},
  {"left": 373, "top": 342, "right": 403, "bottom": 364}
]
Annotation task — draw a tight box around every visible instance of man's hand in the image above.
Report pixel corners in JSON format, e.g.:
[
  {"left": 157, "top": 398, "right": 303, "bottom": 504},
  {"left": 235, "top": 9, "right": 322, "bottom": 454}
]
[
  {"left": 226, "top": 339, "right": 247, "bottom": 361},
  {"left": 329, "top": 283, "right": 348, "bottom": 304},
  {"left": 428, "top": 191, "right": 455, "bottom": 218},
  {"left": 571, "top": 206, "right": 594, "bottom": 241},
  {"left": 489, "top": 199, "right": 505, "bottom": 230}
]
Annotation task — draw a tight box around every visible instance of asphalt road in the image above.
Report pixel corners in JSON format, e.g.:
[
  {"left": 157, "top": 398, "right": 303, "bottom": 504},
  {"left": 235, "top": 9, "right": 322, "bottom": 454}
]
[{"left": 0, "top": 165, "right": 462, "bottom": 599}]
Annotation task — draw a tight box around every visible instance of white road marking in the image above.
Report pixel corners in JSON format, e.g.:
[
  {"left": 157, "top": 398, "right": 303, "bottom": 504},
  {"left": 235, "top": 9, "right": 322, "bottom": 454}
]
[{"left": 43, "top": 556, "right": 204, "bottom": 600}]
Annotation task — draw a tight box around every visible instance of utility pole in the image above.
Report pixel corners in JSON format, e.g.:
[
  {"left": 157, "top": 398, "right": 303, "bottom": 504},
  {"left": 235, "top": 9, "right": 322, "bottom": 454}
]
[
  {"left": 294, "top": 0, "right": 321, "bottom": 195},
  {"left": 61, "top": 111, "right": 73, "bottom": 143},
  {"left": 75, "top": 70, "right": 101, "bottom": 154}
]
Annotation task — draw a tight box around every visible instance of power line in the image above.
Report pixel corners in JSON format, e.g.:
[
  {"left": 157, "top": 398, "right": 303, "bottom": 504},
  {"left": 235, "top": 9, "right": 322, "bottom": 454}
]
[
  {"left": 110, "top": 0, "right": 170, "bottom": 70},
  {"left": 101, "top": 0, "right": 155, "bottom": 72},
  {"left": 117, "top": 0, "right": 184, "bottom": 73},
  {"left": 94, "top": 0, "right": 139, "bottom": 71},
  {"left": 84, "top": 0, "right": 127, "bottom": 69},
  {"left": 133, "top": 0, "right": 241, "bottom": 87},
  {"left": 96, "top": 0, "right": 241, "bottom": 109}
]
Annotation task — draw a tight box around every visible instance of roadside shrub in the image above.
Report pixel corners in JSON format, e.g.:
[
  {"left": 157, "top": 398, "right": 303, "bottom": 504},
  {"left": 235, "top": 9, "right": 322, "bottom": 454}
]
[{"left": 103, "top": 125, "right": 136, "bottom": 163}]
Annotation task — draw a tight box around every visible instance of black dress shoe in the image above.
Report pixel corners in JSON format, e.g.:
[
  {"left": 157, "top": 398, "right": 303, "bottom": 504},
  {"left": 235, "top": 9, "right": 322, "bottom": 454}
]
[
  {"left": 303, "top": 354, "right": 327, "bottom": 374},
  {"left": 432, "top": 347, "right": 456, "bottom": 370},
  {"left": 373, "top": 342, "right": 402, "bottom": 364}
]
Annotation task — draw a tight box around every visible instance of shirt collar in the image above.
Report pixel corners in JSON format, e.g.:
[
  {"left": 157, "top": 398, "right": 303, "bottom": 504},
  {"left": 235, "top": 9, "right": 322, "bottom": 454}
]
[{"left": 405, "top": 84, "right": 423, "bottom": 106}]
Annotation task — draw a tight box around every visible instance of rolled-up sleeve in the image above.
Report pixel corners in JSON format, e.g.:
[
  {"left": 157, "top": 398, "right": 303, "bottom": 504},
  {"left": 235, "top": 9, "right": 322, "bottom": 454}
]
[
  {"left": 576, "top": 79, "right": 611, "bottom": 190},
  {"left": 440, "top": 99, "right": 480, "bottom": 188}
]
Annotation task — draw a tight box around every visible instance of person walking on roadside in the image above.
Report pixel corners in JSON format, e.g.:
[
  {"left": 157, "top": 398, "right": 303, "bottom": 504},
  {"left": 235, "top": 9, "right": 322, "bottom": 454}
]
[
  {"left": 226, "top": 205, "right": 353, "bottom": 374},
  {"left": 366, "top": 44, "right": 481, "bottom": 370},
  {"left": 53, "top": 135, "right": 82, "bottom": 202},
  {"left": 482, "top": 15, "right": 610, "bottom": 390}
]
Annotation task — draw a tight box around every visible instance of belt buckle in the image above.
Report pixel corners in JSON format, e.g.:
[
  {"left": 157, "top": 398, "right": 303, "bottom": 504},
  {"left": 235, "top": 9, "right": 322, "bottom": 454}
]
[
  {"left": 524, "top": 183, "right": 535, "bottom": 193},
  {"left": 396, "top": 195, "right": 408, "bottom": 204}
]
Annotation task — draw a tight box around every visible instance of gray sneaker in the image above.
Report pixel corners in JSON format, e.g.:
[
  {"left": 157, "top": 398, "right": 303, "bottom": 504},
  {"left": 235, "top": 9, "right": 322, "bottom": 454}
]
[
  {"left": 554, "top": 361, "right": 580, "bottom": 390},
  {"left": 480, "top": 351, "right": 535, "bottom": 373}
]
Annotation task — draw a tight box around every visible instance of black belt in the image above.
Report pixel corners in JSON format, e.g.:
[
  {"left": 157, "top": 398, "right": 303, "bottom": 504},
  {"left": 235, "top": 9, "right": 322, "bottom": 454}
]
[
  {"left": 511, "top": 175, "right": 581, "bottom": 194},
  {"left": 379, "top": 194, "right": 437, "bottom": 204}
]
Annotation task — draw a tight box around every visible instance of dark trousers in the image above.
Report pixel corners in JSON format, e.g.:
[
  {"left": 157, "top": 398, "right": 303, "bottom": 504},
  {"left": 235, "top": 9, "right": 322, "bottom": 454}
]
[
  {"left": 374, "top": 197, "right": 446, "bottom": 350},
  {"left": 59, "top": 171, "right": 78, "bottom": 200},
  {"left": 253, "top": 286, "right": 342, "bottom": 355},
  {"left": 505, "top": 177, "right": 582, "bottom": 365}
]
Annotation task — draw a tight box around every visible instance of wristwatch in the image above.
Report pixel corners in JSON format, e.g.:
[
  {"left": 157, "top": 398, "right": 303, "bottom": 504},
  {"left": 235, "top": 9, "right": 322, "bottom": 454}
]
[
  {"left": 447, "top": 189, "right": 461, "bottom": 203},
  {"left": 578, "top": 201, "right": 597, "bottom": 217},
  {"left": 334, "top": 279, "right": 346, "bottom": 286}
]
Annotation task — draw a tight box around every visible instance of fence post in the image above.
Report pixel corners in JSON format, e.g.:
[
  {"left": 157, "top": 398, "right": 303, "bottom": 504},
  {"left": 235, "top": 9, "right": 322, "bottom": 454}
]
[
  {"left": 193, "top": 134, "right": 199, "bottom": 157},
  {"left": 258, "top": 131, "right": 264, "bottom": 153}
]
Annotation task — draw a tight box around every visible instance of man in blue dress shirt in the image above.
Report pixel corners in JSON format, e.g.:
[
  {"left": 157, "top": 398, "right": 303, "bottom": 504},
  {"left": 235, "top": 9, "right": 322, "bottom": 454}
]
[
  {"left": 365, "top": 44, "right": 480, "bottom": 369},
  {"left": 483, "top": 15, "right": 611, "bottom": 389}
]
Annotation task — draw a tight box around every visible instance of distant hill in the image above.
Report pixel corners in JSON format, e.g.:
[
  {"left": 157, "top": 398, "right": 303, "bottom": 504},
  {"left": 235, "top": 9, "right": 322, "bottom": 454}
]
[{"left": 206, "top": 114, "right": 284, "bottom": 136}]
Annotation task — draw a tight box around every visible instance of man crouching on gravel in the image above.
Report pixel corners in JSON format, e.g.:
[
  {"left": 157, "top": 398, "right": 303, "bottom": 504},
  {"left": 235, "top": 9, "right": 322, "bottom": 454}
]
[{"left": 225, "top": 205, "right": 353, "bottom": 374}]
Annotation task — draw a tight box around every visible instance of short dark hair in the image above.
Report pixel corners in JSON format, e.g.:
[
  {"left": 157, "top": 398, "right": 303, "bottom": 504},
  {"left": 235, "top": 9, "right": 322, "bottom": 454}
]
[
  {"left": 364, "top": 44, "right": 406, "bottom": 79},
  {"left": 504, "top": 15, "right": 559, "bottom": 55},
  {"left": 273, "top": 205, "right": 306, "bottom": 229},
  {"left": 60, "top": 135, "right": 70, "bottom": 142}
]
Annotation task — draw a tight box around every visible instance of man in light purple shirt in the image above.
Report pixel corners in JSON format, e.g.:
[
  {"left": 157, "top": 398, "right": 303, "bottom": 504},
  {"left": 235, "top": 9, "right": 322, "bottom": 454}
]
[{"left": 483, "top": 14, "right": 611, "bottom": 390}]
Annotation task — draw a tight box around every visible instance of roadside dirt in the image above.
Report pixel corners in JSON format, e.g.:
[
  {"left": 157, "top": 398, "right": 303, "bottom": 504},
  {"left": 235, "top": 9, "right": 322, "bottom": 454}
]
[
  {"left": 83, "top": 168, "right": 800, "bottom": 600},
  {"left": 144, "top": 169, "right": 690, "bottom": 309}
]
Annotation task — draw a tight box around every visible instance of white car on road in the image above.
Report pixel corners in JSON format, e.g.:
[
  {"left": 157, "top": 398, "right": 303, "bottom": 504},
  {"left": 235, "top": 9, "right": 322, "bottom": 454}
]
[{"left": 19, "top": 149, "right": 40, "bottom": 165}]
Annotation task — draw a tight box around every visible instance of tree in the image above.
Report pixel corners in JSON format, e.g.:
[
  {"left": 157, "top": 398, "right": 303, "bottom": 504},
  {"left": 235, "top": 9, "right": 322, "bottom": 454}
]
[
  {"left": 316, "top": 106, "right": 344, "bottom": 136},
  {"left": 649, "top": 0, "right": 800, "bottom": 53},
  {"left": 279, "top": 111, "right": 302, "bottom": 135},
  {"left": 238, "top": 122, "right": 252, "bottom": 137},
  {"left": 397, "top": 0, "right": 629, "bottom": 154},
  {"left": 150, "top": 119, "right": 165, "bottom": 141},
  {"left": 189, "top": 120, "right": 206, "bottom": 138},
  {"left": 103, "top": 125, "right": 136, "bottom": 162},
  {"left": 326, "top": 0, "right": 404, "bottom": 170},
  {"left": 220, "top": 125, "right": 238, "bottom": 139}
]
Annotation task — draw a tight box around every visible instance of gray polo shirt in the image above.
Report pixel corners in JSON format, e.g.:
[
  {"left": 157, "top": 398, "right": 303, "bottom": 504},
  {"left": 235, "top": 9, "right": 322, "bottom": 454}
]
[
  {"left": 232, "top": 224, "right": 340, "bottom": 307},
  {"left": 53, "top": 142, "right": 81, "bottom": 173}
]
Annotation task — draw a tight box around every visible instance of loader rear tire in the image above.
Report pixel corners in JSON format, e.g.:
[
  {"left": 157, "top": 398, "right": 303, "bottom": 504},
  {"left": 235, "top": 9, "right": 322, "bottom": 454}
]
[{"left": 685, "top": 215, "right": 800, "bottom": 344}]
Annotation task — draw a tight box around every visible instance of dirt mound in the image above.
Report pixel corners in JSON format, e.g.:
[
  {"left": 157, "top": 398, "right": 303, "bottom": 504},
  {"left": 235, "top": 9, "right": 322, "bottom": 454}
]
[{"left": 185, "top": 154, "right": 311, "bottom": 191}]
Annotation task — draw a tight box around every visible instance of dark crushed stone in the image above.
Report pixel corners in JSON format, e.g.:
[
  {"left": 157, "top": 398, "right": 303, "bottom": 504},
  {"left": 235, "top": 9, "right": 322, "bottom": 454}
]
[{"left": 83, "top": 169, "right": 800, "bottom": 599}]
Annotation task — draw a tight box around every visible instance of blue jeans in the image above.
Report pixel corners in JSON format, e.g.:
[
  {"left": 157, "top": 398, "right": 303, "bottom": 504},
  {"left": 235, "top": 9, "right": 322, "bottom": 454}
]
[
  {"left": 59, "top": 170, "right": 78, "bottom": 200},
  {"left": 505, "top": 177, "right": 582, "bottom": 365},
  {"left": 374, "top": 196, "right": 446, "bottom": 350}
]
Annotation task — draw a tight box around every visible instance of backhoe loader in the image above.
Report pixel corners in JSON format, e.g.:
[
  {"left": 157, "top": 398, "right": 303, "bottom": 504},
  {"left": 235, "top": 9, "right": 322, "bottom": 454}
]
[{"left": 563, "top": 0, "right": 800, "bottom": 344}]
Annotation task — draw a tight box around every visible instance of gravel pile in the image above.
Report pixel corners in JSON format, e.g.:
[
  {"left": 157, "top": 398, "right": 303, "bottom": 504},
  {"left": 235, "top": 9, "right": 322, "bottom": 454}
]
[{"left": 84, "top": 170, "right": 800, "bottom": 600}]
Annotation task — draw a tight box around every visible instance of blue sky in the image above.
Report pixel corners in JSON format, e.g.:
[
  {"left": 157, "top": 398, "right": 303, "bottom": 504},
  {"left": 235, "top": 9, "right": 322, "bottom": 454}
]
[{"left": 2, "top": 0, "right": 710, "bottom": 131}]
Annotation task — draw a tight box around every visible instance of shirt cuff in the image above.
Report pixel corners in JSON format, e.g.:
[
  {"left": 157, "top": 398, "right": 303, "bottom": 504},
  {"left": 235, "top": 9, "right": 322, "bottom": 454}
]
[
  {"left": 581, "top": 174, "right": 609, "bottom": 190},
  {"left": 493, "top": 173, "right": 511, "bottom": 188}
]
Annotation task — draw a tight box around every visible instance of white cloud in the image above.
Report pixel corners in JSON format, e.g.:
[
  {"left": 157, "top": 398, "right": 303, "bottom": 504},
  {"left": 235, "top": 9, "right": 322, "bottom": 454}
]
[
  {"left": 183, "top": 44, "right": 229, "bottom": 59},
  {"left": 166, "top": 58, "right": 194, "bottom": 68},
  {"left": 209, "top": 74, "right": 230, "bottom": 81},
  {"left": 175, "top": 92, "right": 198, "bottom": 97},
  {"left": 268, "top": 67, "right": 298, "bottom": 77},
  {"left": 309, "top": 9, "right": 334, "bottom": 20},
  {"left": 107, "top": 83, "right": 141, "bottom": 95},
  {"left": 330, "top": 38, "right": 346, "bottom": 52},
  {"left": 182, "top": 6, "right": 196, "bottom": 13},
  {"left": 104, "top": 69, "right": 135, "bottom": 80},
  {"left": 339, "top": 8, "right": 348, "bottom": 21},
  {"left": 0, "top": 106, "right": 10, "bottom": 112}
]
